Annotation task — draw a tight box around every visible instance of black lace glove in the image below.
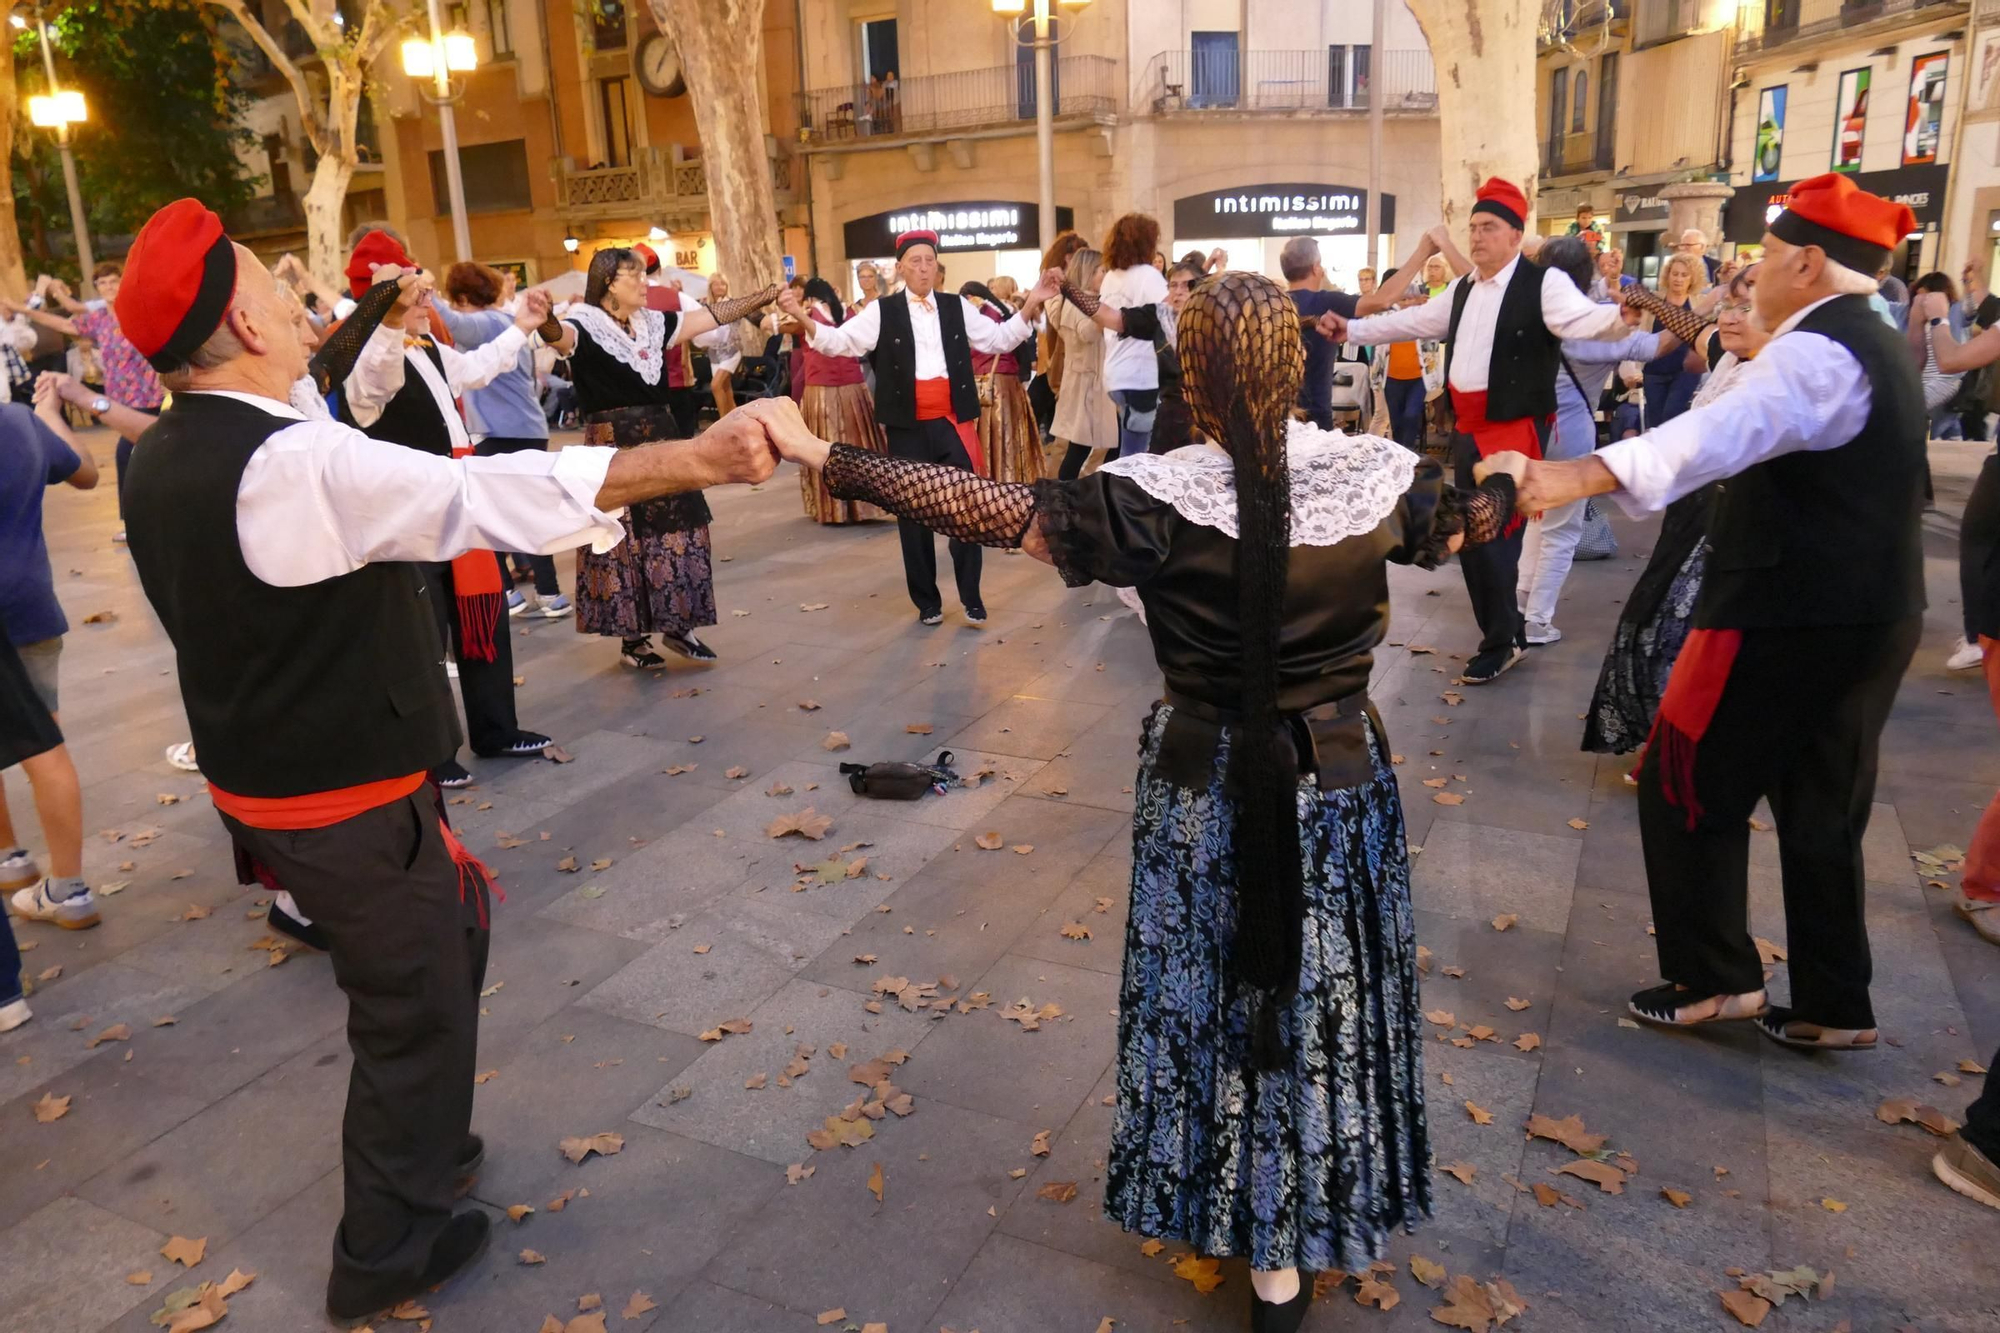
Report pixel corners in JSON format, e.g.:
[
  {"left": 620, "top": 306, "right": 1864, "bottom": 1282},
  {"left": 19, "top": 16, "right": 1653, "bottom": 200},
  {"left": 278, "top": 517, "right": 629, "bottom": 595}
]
[
  {"left": 702, "top": 283, "right": 782, "bottom": 328},
  {"left": 1621, "top": 285, "right": 1716, "bottom": 345},
  {"left": 1446, "top": 475, "right": 1516, "bottom": 547},
  {"left": 823, "top": 444, "right": 1039, "bottom": 549},
  {"left": 1059, "top": 282, "right": 1101, "bottom": 317},
  {"left": 306, "top": 278, "right": 400, "bottom": 396}
]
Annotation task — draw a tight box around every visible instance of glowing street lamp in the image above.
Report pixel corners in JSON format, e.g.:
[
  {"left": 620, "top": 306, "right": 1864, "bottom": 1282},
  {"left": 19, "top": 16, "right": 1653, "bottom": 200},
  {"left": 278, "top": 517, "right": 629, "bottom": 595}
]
[
  {"left": 403, "top": 1, "right": 481, "bottom": 262},
  {"left": 16, "top": 5, "right": 92, "bottom": 271},
  {"left": 992, "top": 0, "right": 1092, "bottom": 248}
]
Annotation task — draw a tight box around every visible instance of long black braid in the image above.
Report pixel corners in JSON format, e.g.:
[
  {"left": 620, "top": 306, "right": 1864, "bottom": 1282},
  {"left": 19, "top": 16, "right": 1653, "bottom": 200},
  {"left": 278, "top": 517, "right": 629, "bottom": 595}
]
[
  {"left": 802, "top": 276, "right": 846, "bottom": 327},
  {"left": 1176, "top": 271, "right": 1306, "bottom": 1068}
]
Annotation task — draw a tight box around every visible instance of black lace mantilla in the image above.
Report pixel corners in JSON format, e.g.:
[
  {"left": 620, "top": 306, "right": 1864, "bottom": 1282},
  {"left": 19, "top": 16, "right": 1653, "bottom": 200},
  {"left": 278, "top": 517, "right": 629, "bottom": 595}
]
[{"left": 822, "top": 444, "right": 1038, "bottom": 548}]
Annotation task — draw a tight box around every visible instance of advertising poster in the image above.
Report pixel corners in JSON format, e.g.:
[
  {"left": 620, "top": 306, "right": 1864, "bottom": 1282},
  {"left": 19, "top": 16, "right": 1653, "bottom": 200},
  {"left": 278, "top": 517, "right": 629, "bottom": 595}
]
[
  {"left": 1754, "top": 86, "right": 1786, "bottom": 183},
  {"left": 1975, "top": 31, "right": 2000, "bottom": 114},
  {"left": 1832, "top": 68, "right": 1869, "bottom": 173},
  {"left": 1905, "top": 51, "right": 1948, "bottom": 165}
]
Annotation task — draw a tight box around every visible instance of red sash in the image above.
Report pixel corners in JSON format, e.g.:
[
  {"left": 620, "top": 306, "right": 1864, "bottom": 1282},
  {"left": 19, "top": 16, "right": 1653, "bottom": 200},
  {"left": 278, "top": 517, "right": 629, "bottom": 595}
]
[
  {"left": 915, "top": 377, "right": 985, "bottom": 474},
  {"left": 1645, "top": 628, "right": 1743, "bottom": 831}
]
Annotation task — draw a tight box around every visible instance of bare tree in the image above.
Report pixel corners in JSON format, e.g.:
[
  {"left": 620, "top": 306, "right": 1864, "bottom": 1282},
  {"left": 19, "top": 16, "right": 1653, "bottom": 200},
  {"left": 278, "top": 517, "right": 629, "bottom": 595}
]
[
  {"left": 646, "top": 0, "right": 783, "bottom": 286},
  {"left": 206, "top": 0, "right": 402, "bottom": 285},
  {"left": 1404, "top": 0, "right": 1539, "bottom": 231}
]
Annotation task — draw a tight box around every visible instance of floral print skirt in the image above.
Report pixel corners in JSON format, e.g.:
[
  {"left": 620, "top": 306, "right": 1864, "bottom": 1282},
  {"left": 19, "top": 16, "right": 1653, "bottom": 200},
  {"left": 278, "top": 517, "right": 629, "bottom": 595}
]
[
  {"left": 1105, "top": 704, "right": 1433, "bottom": 1272},
  {"left": 976, "top": 374, "right": 1047, "bottom": 484},
  {"left": 574, "top": 502, "right": 717, "bottom": 639}
]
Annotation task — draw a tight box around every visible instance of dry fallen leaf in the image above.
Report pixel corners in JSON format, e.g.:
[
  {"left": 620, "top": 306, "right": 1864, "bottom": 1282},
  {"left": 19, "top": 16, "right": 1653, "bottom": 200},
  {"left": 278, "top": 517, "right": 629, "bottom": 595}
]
[
  {"left": 1820, "top": 1197, "right": 1847, "bottom": 1213},
  {"left": 1959, "top": 1058, "right": 1988, "bottom": 1074},
  {"left": 821, "top": 731, "right": 851, "bottom": 751},
  {"left": 622, "top": 1291, "right": 658, "bottom": 1320},
  {"left": 160, "top": 1235, "right": 207, "bottom": 1267},
  {"left": 1566, "top": 817, "right": 1590, "bottom": 830},
  {"left": 1433, "top": 792, "right": 1466, "bottom": 806},
  {"left": 1443, "top": 1161, "right": 1476, "bottom": 1185},
  {"left": 1876, "top": 1097, "right": 1961, "bottom": 1136},
  {"left": 1036, "top": 1180, "right": 1079, "bottom": 1203},
  {"left": 558, "top": 1132, "right": 625, "bottom": 1164},
  {"left": 1554, "top": 1159, "right": 1626, "bottom": 1194},
  {"left": 475, "top": 1069, "right": 500, "bottom": 1085},
  {"left": 1030, "top": 1129, "right": 1053, "bottom": 1156},
  {"left": 1753, "top": 936, "right": 1787, "bottom": 965},
  {"left": 867, "top": 1161, "right": 885, "bottom": 1202},
  {"left": 1464, "top": 1100, "right": 1494, "bottom": 1126},
  {"left": 1429, "top": 1274, "right": 1497, "bottom": 1329},
  {"left": 1409, "top": 1254, "right": 1447, "bottom": 1288},
  {"left": 33, "top": 1092, "right": 71, "bottom": 1123},
  {"left": 1172, "top": 1253, "right": 1225, "bottom": 1294},
  {"left": 1491, "top": 914, "right": 1517, "bottom": 932},
  {"left": 1661, "top": 1187, "right": 1693, "bottom": 1208},
  {"left": 975, "top": 831, "right": 1005, "bottom": 850},
  {"left": 1059, "top": 921, "right": 1092, "bottom": 941},
  {"left": 1720, "top": 1289, "right": 1772, "bottom": 1327},
  {"left": 1532, "top": 1182, "right": 1561, "bottom": 1207},
  {"left": 87, "top": 1022, "right": 133, "bottom": 1048},
  {"left": 766, "top": 808, "right": 834, "bottom": 841},
  {"left": 1526, "top": 1112, "right": 1608, "bottom": 1155},
  {"left": 519, "top": 1249, "right": 547, "bottom": 1265},
  {"left": 1505, "top": 997, "right": 1532, "bottom": 1011},
  {"left": 817, "top": 1310, "right": 847, "bottom": 1326},
  {"left": 1424, "top": 1009, "right": 1456, "bottom": 1027},
  {"left": 1354, "top": 1277, "right": 1399, "bottom": 1310},
  {"left": 506, "top": 1203, "right": 534, "bottom": 1222}
]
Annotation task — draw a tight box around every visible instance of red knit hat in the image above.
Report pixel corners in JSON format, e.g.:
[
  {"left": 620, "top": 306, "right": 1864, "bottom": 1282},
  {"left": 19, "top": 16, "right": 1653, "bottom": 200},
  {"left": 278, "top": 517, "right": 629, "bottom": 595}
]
[
  {"left": 1471, "top": 177, "right": 1529, "bottom": 231},
  {"left": 344, "top": 229, "right": 415, "bottom": 298},
  {"left": 631, "top": 242, "right": 662, "bottom": 274},
  {"left": 116, "top": 198, "right": 237, "bottom": 372},
  {"left": 896, "top": 229, "right": 940, "bottom": 260},
  {"left": 1769, "top": 173, "right": 1917, "bottom": 275}
]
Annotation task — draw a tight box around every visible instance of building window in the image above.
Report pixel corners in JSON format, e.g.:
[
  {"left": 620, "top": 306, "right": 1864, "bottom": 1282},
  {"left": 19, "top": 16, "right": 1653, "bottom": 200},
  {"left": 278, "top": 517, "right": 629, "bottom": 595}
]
[
  {"left": 1764, "top": 0, "right": 1799, "bottom": 29},
  {"left": 1190, "top": 31, "right": 1239, "bottom": 109},
  {"left": 858, "top": 17, "right": 897, "bottom": 82},
  {"left": 1017, "top": 16, "right": 1060, "bottom": 117},
  {"left": 263, "top": 133, "right": 292, "bottom": 200},
  {"left": 1571, "top": 68, "right": 1588, "bottom": 133},
  {"left": 593, "top": 0, "right": 627, "bottom": 52},
  {"left": 1547, "top": 66, "right": 1568, "bottom": 162},
  {"left": 1595, "top": 52, "right": 1618, "bottom": 170},
  {"left": 429, "top": 138, "right": 533, "bottom": 214},
  {"left": 486, "top": 0, "right": 511, "bottom": 57},
  {"left": 599, "top": 76, "right": 635, "bottom": 168}
]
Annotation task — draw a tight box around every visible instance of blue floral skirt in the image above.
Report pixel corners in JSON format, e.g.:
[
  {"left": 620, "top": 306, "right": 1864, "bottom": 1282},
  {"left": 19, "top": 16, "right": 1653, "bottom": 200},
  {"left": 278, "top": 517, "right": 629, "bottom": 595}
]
[{"left": 1104, "top": 704, "right": 1433, "bottom": 1272}]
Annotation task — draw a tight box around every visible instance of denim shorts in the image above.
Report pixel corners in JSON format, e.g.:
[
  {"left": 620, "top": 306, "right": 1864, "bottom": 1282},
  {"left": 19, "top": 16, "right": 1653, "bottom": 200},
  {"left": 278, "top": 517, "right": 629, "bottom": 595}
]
[{"left": 18, "top": 636, "right": 60, "bottom": 713}]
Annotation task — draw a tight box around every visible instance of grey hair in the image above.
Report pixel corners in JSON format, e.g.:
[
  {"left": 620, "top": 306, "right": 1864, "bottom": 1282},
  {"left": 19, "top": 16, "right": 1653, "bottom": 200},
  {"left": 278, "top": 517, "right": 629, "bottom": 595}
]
[
  {"left": 156, "top": 320, "right": 249, "bottom": 392},
  {"left": 345, "top": 221, "right": 405, "bottom": 251},
  {"left": 1823, "top": 257, "right": 1881, "bottom": 297},
  {"left": 1064, "top": 246, "right": 1103, "bottom": 290},
  {"left": 1278, "top": 236, "right": 1320, "bottom": 282}
]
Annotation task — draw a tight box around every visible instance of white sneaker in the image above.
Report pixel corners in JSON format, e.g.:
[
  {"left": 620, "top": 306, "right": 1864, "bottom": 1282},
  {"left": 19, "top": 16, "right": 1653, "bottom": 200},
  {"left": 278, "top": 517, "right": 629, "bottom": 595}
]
[
  {"left": 164, "top": 742, "right": 200, "bottom": 773},
  {"left": 9, "top": 879, "right": 100, "bottom": 930},
  {"left": 0, "top": 850, "right": 38, "bottom": 892},
  {"left": 1947, "top": 637, "right": 1984, "bottom": 672},
  {"left": 0, "top": 998, "right": 29, "bottom": 1033},
  {"left": 1524, "top": 621, "right": 1563, "bottom": 646}
]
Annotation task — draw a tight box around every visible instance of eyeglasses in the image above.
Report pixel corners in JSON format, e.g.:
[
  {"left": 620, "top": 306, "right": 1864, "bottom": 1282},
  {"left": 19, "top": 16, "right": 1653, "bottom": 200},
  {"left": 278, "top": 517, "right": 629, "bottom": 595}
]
[{"left": 1718, "top": 301, "right": 1753, "bottom": 317}]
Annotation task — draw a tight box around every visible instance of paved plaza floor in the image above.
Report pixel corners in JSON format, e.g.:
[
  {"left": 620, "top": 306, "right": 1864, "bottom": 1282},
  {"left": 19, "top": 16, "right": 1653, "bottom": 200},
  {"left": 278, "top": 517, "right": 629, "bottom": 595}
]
[{"left": 3, "top": 430, "right": 1997, "bottom": 1333}]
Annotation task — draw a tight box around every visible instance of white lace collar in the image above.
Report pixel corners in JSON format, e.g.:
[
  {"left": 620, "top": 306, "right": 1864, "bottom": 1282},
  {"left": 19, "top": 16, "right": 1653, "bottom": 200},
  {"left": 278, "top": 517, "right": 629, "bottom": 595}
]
[
  {"left": 566, "top": 303, "right": 669, "bottom": 385},
  {"left": 1097, "top": 419, "right": 1417, "bottom": 546}
]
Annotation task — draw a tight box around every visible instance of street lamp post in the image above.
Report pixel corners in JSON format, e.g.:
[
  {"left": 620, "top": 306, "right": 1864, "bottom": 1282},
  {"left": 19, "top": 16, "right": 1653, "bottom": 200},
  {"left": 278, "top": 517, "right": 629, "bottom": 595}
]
[
  {"left": 15, "top": 10, "right": 93, "bottom": 274},
  {"left": 402, "top": 1, "right": 478, "bottom": 262},
  {"left": 995, "top": 0, "right": 1091, "bottom": 252}
]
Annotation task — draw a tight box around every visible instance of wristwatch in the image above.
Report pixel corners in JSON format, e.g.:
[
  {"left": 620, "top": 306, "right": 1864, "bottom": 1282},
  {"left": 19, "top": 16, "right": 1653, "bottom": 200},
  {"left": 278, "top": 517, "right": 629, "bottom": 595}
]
[
  {"left": 1929, "top": 317, "right": 1947, "bottom": 329},
  {"left": 90, "top": 396, "right": 110, "bottom": 415}
]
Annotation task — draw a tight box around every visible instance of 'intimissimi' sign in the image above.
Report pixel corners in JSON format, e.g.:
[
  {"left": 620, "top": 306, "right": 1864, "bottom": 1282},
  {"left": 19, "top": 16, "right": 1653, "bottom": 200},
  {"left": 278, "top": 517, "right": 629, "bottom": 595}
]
[{"left": 1174, "top": 184, "right": 1396, "bottom": 238}]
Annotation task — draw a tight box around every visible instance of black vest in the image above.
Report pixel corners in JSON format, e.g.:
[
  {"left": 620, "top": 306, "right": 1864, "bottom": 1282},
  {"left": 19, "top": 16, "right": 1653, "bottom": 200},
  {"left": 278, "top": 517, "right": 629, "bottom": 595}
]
[
  {"left": 123, "top": 393, "right": 460, "bottom": 796},
  {"left": 868, "top": 291, "right": 981, "bottom": 428},
  {"left": 336, "top": 339, "right": 454, "bottom": 455},
  {"left": 1698, "top": 294, "right": 1927, "bottom": 630},
  {"left": 1445, "top": 258, "right": 1561, "bottom": 422}
]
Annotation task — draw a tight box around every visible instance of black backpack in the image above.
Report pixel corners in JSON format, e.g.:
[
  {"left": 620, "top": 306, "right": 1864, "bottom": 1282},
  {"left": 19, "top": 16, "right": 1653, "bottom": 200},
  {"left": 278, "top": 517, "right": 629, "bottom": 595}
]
[{"left": 840, "top": 751, "right": 960, "bottom": 800}]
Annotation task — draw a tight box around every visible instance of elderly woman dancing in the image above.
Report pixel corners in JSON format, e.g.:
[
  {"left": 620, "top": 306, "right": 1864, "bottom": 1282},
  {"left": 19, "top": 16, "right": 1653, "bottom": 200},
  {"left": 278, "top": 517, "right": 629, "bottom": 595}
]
[{"left": 751, "top": 272, "right": 1519, "bottom": 1332}]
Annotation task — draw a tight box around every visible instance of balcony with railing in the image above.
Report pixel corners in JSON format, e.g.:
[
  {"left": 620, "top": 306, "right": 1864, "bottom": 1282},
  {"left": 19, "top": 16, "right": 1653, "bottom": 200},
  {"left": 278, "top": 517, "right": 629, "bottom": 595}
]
[
  {"left": 1538, "top": 0, "right": 1630, "bottom": 51},
  {"left": 1135, "top": 49, "right": 1438, "bottom": 116},
  {"left": 1542, "top": 125, "right": 1618, "bottom": 176},
  {"left": 1737, "top": 0, "right": 1966, "bottom": 57},
  {"left": 795, "top": 55, "right": 1118, "bottom": 148},
  {"left": 555, "top": 148, "right": 709, "bottom": 222}
]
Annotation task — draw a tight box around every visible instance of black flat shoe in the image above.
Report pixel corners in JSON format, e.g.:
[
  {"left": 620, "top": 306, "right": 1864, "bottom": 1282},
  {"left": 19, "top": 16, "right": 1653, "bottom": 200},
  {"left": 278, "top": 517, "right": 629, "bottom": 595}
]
[
  {"left": 433, "top": 760, "right": 474, "bottom": 789},
  {"left": 267, "top": 899, "right": 329, "bottom": 952},
  {"left": 1250, "top": 1285, "right": 1312, "bottom": 1333},
  {"left": 326, "top": 1209, "right": 491, "bottom": 1324},
  {"left": 919, "top": 610, "right": 944, "bottom": 626},
  {"left": 474, "top": 732, "right": 552, "bottom": 759},
  {"left": 661, "top": 630, "right": 718, "bottom": 661},
  {"left": 964, "top": 606, "right": 988, "bottom": 624},
  {"left": 620, "top": 637, "right": 667, "bottom": 670}
]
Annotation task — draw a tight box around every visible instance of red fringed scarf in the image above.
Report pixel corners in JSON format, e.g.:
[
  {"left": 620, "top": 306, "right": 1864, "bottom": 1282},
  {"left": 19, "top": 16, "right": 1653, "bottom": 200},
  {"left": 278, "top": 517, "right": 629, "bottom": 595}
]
[
  {"left": 448, "top": 419, "right": 506, "bottom": 662},
  {"left": 1447, "top": 387, "right": 1548, "bottom": 535},
  {"left": 1645, "top": 628, "right": 1743, "bottom": 831},
  {"left": 915, "top": 376, "right": 985, "bottom": 474}
]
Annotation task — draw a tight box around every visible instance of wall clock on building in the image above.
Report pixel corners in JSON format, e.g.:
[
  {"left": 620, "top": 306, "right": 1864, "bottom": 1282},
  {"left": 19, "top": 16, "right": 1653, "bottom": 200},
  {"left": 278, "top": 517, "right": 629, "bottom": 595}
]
[{"left": 636, "top": 32, "right": 686, "bottom": 97}]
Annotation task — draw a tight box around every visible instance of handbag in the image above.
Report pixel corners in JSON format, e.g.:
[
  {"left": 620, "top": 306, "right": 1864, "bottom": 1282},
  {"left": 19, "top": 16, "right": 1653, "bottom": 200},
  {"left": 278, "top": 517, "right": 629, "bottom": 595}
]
[
  {"left": 1574, "top": 498, "right": 1619, "bottom": 560},
  {"left": 976, "top": 367, "right": 997, "bottom": 407},
  {"left": 840, "top": 751, "right": 960, "bottom": 800}
]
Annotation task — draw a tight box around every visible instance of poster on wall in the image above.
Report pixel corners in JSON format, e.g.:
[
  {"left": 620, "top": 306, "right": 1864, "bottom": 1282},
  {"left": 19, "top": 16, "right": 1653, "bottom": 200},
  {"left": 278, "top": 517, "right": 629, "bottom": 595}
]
[
  {"left": 1905, "top": 51, "right": 1949, "bottom": 165},
  {"left": 1754, "top": 86, "right": 1786, "bottom": 183},
  {"left": 1832, "top": 68, "right": 1869, "bottom": 173},
  {"left": 1974, "top": 32, "right": 2000, "bottom": 114}
]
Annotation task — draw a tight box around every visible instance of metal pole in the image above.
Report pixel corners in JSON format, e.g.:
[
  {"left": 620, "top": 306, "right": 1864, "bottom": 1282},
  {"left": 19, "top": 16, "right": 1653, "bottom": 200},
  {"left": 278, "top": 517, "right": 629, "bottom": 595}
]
[
  {"left": 1033, "top": 0, "right": 1056, "bottom": 249},
  {"left": 1365, "top": 0, "right": 1384, "bottom": 272},
  {"left": 35, "top": 18, "right": 92, "bottom": 274},
  {"left": 426, "top": 0, "right": 473, "bottom": 262}
]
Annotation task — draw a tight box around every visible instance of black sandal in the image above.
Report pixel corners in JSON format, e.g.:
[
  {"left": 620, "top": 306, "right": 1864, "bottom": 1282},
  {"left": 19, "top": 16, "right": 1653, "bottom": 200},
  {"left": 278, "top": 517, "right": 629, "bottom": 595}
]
[
  {"left": 1628, "top": 983, "right": 1768, "bottom": 1028},
  {"left": 620, "top": 638, "right": 667, "bottom": 669},
  {"left": 1755, "top": 1005, "right": 1878, "bottom": 1051},
  {"left": 661, "top": 630, "right": 717, "bottom": 662}
]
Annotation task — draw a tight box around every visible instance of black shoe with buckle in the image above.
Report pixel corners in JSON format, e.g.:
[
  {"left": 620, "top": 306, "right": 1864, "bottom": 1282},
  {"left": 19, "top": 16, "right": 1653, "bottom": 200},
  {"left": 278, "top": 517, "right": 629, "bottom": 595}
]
[{"left": 661, "top": 630, "right": 718, "bottom": 661}]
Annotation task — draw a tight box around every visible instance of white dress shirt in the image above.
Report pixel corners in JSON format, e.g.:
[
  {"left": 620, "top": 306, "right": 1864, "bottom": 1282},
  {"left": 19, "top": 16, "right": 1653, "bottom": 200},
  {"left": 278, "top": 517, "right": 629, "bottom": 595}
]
[
  {"left": 345, "top": 321, "right": 532, "bottom": 454},
  {"left": 186, "top": 390, "right": 625, "bottom": 588},
  {"left": 801, "top": 290, "right": 1033, "bottom": 379},
  {"left": 1344, "top": 256, "right": 1627, "bottom": 391},
  {"left": 1593, "top": 295, "right": 1869, "bottom": 516}
]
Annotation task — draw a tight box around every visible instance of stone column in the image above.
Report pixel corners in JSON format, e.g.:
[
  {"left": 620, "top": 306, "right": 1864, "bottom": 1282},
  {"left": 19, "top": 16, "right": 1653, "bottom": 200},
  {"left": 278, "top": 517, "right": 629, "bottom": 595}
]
[{"left": 1659, "top": 181, "right": 1736, "bottom": 251}]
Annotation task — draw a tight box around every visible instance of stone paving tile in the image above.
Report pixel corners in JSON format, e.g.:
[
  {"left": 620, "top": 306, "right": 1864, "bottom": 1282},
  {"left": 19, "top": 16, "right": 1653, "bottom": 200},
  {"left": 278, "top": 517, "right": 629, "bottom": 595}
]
[
  {"left": 898, "top": 953, "right": 1119, "bottom": 1128},
  {"left": 1013, "top": 854, "right": 1132, "bottom": 976},
  {"left": 76, "top": 1032, "right": 350, "bottom": 1244},
  {"left": 474, "top": 917, "right": 651, "bottom": 1068},
  {"left": 540, "top": 823, "right": 787, "bottom": 940},
  {"left": 654, "top": 1280, "right": 812, "bottom": 1332},
  {"left": 106, "top": 883, "right": 303, "bottom": 997},
  {"left": 944, "top": 693, "right": 1115, "bottom": 762},
  {"left": 930, "top": 1231, "right": 1229, "bottom": 1333},
  {"left": 0, "top": 1196, "right": 165, "bottom": 1333},
  {"left": 1019, "top": 701, "right": 1149, "bottom": 815},
  {"left": 1410, "top": 819, "right": 1583, "bottom": 935},
  {"left": 701, "top": 1095, "right": 1034, "bottom": 1333},
  {"left": 630, "top": 978, "right": 938, "bottom": 1164},
  {"left": 0, "top": 961, "right": 201, "bottom": 1105},
  {"left": 577, "top": 894, "right": 852, "bottom": 1037}
]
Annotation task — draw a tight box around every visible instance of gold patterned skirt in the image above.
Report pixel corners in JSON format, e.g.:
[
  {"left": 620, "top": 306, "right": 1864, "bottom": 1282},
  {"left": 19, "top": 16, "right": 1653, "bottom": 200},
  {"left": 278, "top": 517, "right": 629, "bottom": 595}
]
[
  {"left": 799, "top": 381, "right": 889, "bottom": 524},
  {"left": 977, "top": 374, "right": 1047, "bottom": 485}
]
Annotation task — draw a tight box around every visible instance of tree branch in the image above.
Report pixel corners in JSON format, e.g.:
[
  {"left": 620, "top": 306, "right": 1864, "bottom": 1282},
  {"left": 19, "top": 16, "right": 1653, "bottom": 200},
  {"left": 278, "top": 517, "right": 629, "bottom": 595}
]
[{"left": 207, "top": 0, "right": 331, "bottom": 153}]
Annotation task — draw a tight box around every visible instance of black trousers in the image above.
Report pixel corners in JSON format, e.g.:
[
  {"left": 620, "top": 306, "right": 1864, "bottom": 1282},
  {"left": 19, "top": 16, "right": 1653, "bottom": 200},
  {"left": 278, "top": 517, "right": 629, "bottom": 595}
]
[
  {"left": 1637, "top": 617, "right": 1921, "bottom": 1030},
  {"left": 884, "top": 418, "right": 983, "bottom": 616},
  {"left": 666, "top": 386, "right": 701, "bottom": 439},
  {"left": 1450, "top": 430, "right": 1529, "bottom": 654},
  {"left": 221, "top": 790, "right": 489, "bottom": 1305},
  {"left": 472, "top": 437, "right": 561, "bottom": 596},
  {"left": 424, "top": 556, "right": 521, "bottom": 756}
]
